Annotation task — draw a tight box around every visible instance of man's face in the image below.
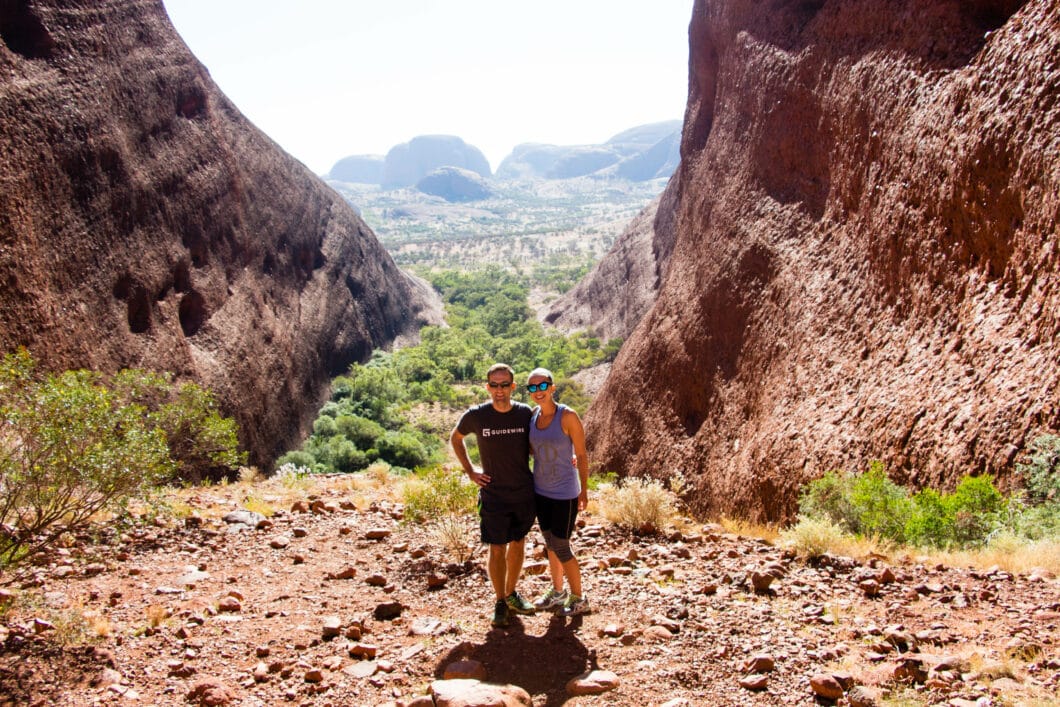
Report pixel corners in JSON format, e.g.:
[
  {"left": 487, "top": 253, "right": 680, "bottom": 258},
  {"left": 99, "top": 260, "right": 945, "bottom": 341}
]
[{"left": 486, "top": 371, "right": 514, "bottom": 406}]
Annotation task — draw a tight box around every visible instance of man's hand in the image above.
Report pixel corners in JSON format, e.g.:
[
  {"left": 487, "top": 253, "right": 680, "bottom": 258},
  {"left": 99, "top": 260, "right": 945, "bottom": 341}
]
[{"left": 467, "top": 468, "right": 491, "bottom": 488}]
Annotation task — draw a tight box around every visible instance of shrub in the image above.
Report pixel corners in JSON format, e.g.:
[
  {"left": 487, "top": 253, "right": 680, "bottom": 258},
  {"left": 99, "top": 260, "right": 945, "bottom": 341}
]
[
  {"left": 906, "top": 488, "right": 950, "bottom": 547},
  {"left": 780, "top": 515, "right": 847, "bottom": 558},
  {"left": 596, "top": 476, "right": 678, "bottom": 534},
  {"left": 0, "top": 350, "right": 174, "bottom": 567},
  {"left": 1018, "top": 434, "right": 1060, "bottom": 504},
  {"left": 847, "top": 461, "right": 912, "bottom": 541},
  {"left": 798, "top": 469, "right": 859, "bottom": 531},
  {"left": 402, "top": 465, "right": 478, "bottom": 524},
  {"left": 112, "top": 369, "right": 246, "bottom": 482},
  {"left": 312, "top": 416, "right": 338, "bottom": 437},
  {"left": 334, "top": 414, "right": 385, "bottom": 450},
  {"left": 327, "top": 437, "right": 370, "bottom": 474},
  {"left": 946, "top": 474, "right": 1006, "bottom": 546},
  {"left": 377, "top": 430, "right": 433, "bottom": 470},
  {"left": 275, "top": 451, "right": 315, "bottom": 471}
]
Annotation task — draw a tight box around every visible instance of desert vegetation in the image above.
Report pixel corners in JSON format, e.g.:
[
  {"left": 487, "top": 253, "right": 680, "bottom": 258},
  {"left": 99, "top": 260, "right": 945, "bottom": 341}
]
[
  {"left": 0, "top": 349, "right": 245, "bottom": 569},
  {"left": 275, "top": 266, "right": 617, "bottom": 475}
]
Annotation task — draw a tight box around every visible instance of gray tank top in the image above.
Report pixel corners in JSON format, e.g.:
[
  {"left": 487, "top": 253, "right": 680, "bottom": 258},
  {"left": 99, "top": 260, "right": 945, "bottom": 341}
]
[{"left": 530, "top": 404, "right": 580, "bottom": 500}]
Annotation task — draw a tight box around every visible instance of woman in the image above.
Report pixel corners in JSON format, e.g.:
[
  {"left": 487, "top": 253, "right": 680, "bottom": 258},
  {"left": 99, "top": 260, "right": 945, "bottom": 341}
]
[{"left": 526, "top": 367, "right": 590, "bottom": 616}]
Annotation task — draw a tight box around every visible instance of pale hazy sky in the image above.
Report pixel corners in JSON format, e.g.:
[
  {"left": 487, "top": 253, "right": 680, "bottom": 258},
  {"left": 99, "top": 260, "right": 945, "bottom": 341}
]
[{"left": 161, "top": 1, "right": 694, "bottom": 175}]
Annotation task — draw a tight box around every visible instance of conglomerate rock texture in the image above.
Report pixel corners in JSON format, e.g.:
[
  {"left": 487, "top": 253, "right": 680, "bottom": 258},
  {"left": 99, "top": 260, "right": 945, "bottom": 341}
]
[
  {"left": 0, "top": 0, "right": 443, "bottom": 469},
  {"left": 586, "top": 0, "right": 1059, "bottom": 522}
]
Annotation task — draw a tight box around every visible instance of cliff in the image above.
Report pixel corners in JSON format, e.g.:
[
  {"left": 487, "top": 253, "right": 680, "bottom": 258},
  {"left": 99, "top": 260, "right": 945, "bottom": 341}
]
[
  {"left": 586, "top": 0, "right": 1059, "bottom": 521},
  {"left": 0, "top": 0, "right": 443, "bottom": 469}
]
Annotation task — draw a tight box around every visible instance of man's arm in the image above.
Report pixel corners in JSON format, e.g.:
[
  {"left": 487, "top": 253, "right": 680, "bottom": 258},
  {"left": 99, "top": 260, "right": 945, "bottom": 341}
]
[{"left": 450, "top": 426, "right": 490, "bottom": 488}]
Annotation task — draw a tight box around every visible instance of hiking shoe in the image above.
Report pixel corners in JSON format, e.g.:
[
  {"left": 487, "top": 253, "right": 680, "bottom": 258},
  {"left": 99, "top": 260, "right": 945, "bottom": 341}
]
[
  {"left": 491, "top": 599, "right": 509, "bottom": 627},
  {"left": 534, "top": 588, "right": 569, "bottom": 612},
  {"left": 561, "top": 593, "right": 590, "bottom": 617},
  {"left": 505, "top": 590, "right": 536, "bottom": 615}
]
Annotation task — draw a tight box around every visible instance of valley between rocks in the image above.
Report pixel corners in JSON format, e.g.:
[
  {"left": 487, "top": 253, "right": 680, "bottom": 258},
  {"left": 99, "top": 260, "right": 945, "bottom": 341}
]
[{"left": 0, "top": 475, "right": 1056, "bottom": 707}]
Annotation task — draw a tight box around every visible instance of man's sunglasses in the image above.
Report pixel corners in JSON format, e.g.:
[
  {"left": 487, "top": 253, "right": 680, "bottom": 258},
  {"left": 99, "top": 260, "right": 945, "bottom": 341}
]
[
  {"left": 487, "top": 381, "right": 513, "bottom": 388},
  {"left": 526, "top": 381, "right": 552, "bottom": 393}
]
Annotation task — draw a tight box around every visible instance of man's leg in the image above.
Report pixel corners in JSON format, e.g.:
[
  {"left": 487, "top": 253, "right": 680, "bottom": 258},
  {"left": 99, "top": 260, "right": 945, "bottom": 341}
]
[
  {"left": 487, "top": 543, "right": 508, "bottom": 600},
  {"left": 503, "top": 538, "right": 525, "bottom": 596}
]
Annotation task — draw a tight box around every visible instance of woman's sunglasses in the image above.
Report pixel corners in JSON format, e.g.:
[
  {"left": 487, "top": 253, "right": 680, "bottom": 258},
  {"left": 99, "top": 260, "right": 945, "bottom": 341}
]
[{"left": 526, "top": 381, "right": 552, "bottom": 393}]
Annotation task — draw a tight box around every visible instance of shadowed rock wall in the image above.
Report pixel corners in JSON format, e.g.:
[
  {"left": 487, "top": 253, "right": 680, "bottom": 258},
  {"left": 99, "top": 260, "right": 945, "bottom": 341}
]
[
  {"left": 586, "top": 0, "right": 1059, "bottom": 522},
  {"left": 0, "top": 0, "right": 443, "bottom": 469}
]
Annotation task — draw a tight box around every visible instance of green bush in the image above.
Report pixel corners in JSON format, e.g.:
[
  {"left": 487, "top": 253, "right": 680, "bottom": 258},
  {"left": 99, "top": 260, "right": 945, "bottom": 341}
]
[
  {"left": 112, "top": 369, "right": 246, "bottom": 482},
  {"left": 313, "top": 416, "right": 338, "bottom": 437},
  {"left": 801, "top": 462, "right": 1011, "bottom": 549},
  {"left": 946, "top": 474, "right": 1006, "bottom": 546},
  {"left": 327, "top": 437, "right": 369, "bottom": 474},
  {"left": 402, "top": 465, "right": 478, "bottom": 523},
  {"left": 377, "top": 430, "right": 433, "bottom": 470},
  {"left": 798, "top": 469, "right": 859, "bottom": 532},
  {"left": 275, "top": 450, "right": 316, "bottom": 471},
  {"left": 0, "top": 350, "right": 175, "bottom": 567},
  {"left": 906, "top": 488, "right": 949, "bottom": 547},
  {"left": 847, "top": 461, "right": 912, "bottom": 541},
  {"left": 1018, "top": 434, "right": 1060, "bottom": 504},
  {"left": 334, "top": 414, "right": 385, "bottom": 449}
]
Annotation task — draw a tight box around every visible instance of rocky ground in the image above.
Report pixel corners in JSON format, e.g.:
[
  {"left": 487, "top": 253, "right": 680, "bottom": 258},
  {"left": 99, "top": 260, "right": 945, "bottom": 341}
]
[{"left": 0, "top": 474, "right": 1057, "bottom": 707}]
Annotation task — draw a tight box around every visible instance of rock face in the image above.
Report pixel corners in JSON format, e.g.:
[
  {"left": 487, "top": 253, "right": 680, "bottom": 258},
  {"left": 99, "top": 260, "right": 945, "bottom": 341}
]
[
  {"left": 545, "top": 180, "right": 679, "bottom": 342},
  {"left": 586, "top": 0, "right": 1060, "bottom": 521},
  {"left": 416, "top": 166, "right": 493, "bottom": 202},
  {"left": 382, "top": 135, "right": 491, "bottom": 188},
  {"left": 327, "top": 155, "right": 384, "bottom": 184},
  {"left": 0, "top": 0, "right": 443, "bottom": 470}
]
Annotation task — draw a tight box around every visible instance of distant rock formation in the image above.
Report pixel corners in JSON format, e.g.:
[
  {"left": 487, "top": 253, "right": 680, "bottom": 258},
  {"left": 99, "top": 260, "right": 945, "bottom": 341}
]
[
  {"left": 547, "top": 147, "right": 622, "bottom": 179},
  {"left": 0, "top": 0, "right": 444, "bottom": 470},
  {"left": 605, "top": 120, "right": 682, "bottom": 155},
  {"left": 382, "top": 135, "right": 491, "bottom": 188},
  {"left": 586, "top": 0, "right": 1060, "bottom": 522},
  {"left": 327, "top": 155, "right": 384, "bottom": 184},
  {"left": 416, "top": 166, "right": 493, "bottom": 202},
  {"left": 495, "top": 121, "right": 682, "bottom": 181},
  {"left": 612, "top": 131, "right": 681, "bottom": 181}
]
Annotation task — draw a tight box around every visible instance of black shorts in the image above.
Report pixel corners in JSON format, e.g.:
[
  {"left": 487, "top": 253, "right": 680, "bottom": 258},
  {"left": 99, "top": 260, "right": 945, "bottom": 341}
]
[
  {"left": 479, "top": 496, "right": 535, "bottom": 545},
  {"left": 535, "top": 494, "right": 579, "bottom": 540}
]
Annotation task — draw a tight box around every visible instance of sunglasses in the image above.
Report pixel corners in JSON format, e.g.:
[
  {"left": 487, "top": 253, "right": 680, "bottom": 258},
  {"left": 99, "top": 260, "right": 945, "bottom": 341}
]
[
  {"left": 526, "top": 381, "right": 552, "bottom": 393},
  {"left": 487, "top": 381, "right": 513, "bottom": 388}
]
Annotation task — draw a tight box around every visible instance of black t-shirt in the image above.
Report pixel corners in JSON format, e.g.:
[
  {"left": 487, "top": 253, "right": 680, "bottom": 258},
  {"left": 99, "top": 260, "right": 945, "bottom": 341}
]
[{"left": 456, "top": 401, "right": 533, "bottom": 503}]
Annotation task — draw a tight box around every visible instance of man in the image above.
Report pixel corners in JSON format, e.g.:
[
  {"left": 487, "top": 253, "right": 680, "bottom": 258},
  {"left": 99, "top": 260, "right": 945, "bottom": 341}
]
[{"left": 450, "top": 363, "right": 536, "bottom": 627}]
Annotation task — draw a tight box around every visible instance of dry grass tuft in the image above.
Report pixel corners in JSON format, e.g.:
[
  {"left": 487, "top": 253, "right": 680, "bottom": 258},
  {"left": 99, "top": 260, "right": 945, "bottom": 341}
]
[
  {"left": 596, "top": 477, "right": 678, "bottom": 534},
  {"left": 431, "top": 514, "right": 475, "bottom": 563},
  {"left": 779, "top": 516, "right": 896, "bottom": 560},
  {"left": 719, "top": 516, "right": 781, "bottom": 543},
  {"left": 927, "top": 534, "right": 1060, "bottom": 576}
]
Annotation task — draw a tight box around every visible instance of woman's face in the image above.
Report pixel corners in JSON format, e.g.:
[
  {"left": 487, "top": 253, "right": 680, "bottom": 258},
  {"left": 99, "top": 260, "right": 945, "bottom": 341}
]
[{"left": 526, "top": 374, "right": 553, "bottom": 406}]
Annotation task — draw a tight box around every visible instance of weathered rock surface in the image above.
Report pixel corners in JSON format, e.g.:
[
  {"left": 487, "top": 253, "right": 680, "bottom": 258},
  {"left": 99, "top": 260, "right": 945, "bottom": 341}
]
[
  {"left": 382, "top": 135, "right": 491, "bottom": 188},
  {"left": 0, "top": 0, "right": 443, "bottom": 470},
  {"left": 587, "top": 0, "right": 1060, "bottom": 521}
]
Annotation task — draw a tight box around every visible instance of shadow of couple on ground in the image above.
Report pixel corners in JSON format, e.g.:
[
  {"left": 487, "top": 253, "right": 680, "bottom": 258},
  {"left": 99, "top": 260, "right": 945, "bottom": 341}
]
[{"left": 434, "top": 611, "right": 595, "bottom": 706}]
